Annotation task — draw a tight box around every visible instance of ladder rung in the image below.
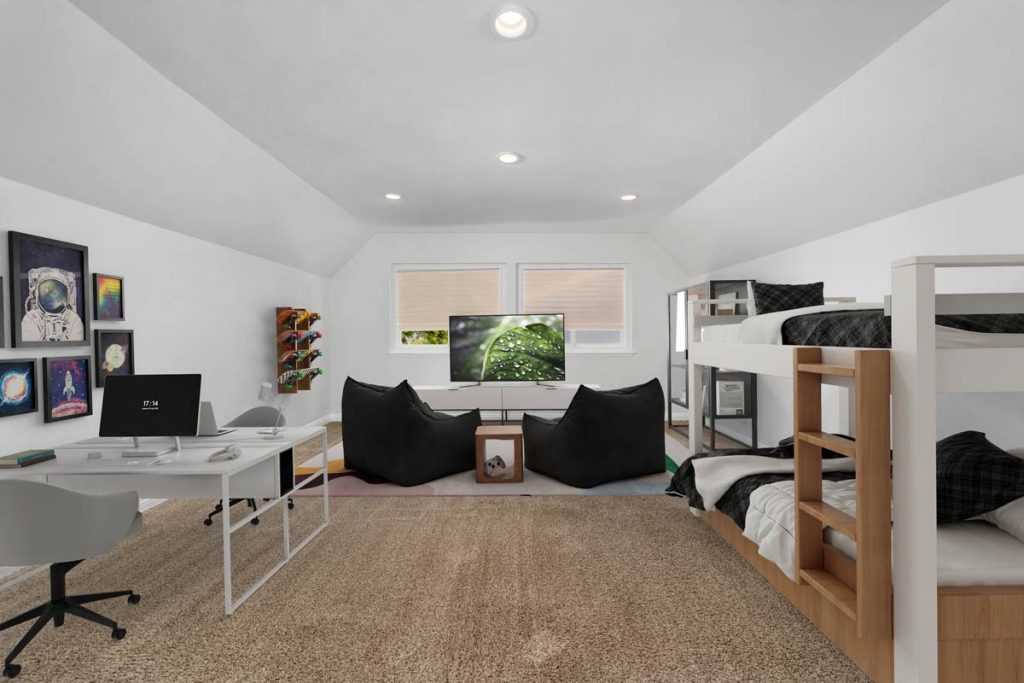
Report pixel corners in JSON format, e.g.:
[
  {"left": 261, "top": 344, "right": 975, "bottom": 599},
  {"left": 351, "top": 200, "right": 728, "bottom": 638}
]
[
  {"left": 798, "top": 431, "right": 856, "bottom": 458},
  {"left": 798, "top": 501, "right": 857, "bottom": 540},
  {"left": 800, "top": 569, "right": 858, "bottom": 621},
  {"left": 797, "top": 362, "right": 855, "bottom": 377}
]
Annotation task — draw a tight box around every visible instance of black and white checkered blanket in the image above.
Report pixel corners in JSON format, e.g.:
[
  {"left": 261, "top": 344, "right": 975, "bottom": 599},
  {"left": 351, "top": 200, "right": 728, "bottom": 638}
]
[{"left": 781, "top": 310, "right": 1024, "bottom": 347}]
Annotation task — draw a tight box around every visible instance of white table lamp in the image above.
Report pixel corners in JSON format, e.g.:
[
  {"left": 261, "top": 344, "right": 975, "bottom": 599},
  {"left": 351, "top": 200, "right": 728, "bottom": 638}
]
[{"left": 257, "top": 382, "right": 285, "bottom": 437}]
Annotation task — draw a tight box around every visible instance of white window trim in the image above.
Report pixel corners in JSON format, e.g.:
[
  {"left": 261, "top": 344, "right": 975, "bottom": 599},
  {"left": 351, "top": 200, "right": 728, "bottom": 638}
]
[
  {"left": 388, "top": 263, "right": 507, "bottom": 355},
  {"left": 516, "top": 263, "right": 634, "bottom": 355}
]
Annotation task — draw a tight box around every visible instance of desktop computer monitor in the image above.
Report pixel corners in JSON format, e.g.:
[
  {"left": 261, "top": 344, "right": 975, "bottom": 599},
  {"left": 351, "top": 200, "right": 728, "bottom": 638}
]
[{"left": 100, "top": 375, "right": 202, "bottom": 455}]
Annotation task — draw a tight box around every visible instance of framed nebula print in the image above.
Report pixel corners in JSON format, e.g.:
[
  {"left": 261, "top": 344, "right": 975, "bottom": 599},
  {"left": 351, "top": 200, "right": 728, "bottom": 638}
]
[
  {"left": 8, "top": 231, "right": 91, "bottom": 348},
  {"left": 0, "top": 358, "right": 37, "bottom": 419},
  {"left": 42, "top": 356, "right": 93, "bottom": 423},
  {"left": 94, "top": 329, "right": 135, "bottom": 388},
  {"left": 93, "top": 274, "right": 125, "bottom": 321}
]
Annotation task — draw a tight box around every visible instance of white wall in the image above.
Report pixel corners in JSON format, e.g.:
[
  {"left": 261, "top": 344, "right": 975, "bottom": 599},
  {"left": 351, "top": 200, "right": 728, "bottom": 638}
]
[
  {"left": 702, "top": 173, "right": 1024, "bottom": 448},
  {"left": 329, "top": 232, "right": 686, "bottom": 415},
  {"left": 0, "top": 177, "right": 332, "bottom": 454}
]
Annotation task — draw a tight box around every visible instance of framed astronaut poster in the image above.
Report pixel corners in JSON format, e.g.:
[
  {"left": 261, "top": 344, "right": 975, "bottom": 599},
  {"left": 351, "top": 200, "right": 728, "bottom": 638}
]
[
  {"left": 42, "top": 356, "right": 93, "bottom": 422},
  {"left": 8, "top": 231, "right": 91, "bottom": 347},
  {"left": 94, "top": 329, "right": 134, "bottom": 388}
]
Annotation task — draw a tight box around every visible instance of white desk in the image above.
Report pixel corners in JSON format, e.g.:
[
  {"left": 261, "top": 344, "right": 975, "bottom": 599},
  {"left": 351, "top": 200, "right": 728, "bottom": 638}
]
[
  {"left": 415, "top": 384, "right": 598, "bottom": 421},
  {"left": 1, "top": 427, "right": 329, "bottom": 615}
]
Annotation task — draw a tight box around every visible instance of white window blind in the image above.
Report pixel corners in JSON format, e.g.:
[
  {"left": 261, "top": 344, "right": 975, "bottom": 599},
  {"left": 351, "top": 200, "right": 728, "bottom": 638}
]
[
  {"left": 520, "top": 267, "right": 627, "bottom": 347},
  {"left": 394, "top": 268, "right": 501, "bottom": 342}
]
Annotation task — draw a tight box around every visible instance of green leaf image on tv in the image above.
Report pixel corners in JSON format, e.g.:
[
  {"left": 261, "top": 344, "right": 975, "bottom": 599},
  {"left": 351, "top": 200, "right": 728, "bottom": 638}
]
[{"left": 449, "top": 314, "right": 565, "bottom": 382}]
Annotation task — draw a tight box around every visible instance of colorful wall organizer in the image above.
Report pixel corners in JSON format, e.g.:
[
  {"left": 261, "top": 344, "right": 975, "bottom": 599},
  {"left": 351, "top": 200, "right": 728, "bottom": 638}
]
[{"left": 275, "top": 307, "right": 323, "bottom": 394}]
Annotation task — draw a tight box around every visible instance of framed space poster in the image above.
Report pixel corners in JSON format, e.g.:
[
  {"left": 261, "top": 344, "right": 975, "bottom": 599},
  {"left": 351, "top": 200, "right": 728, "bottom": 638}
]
[
  {"left": 93, "top": 273, "right": 125, "bottom": 321},
  {"left": 94, "top": 329, "right": 135, "bottom": 388},
  {"left": 0, "top": 358, "right": 37, "bottom": 419},
  {"left": 8, "top": 231, "right": 91, "bottom": 347},
  {"left": 42, "top": 356, "right": 93, "bottom": 423}
]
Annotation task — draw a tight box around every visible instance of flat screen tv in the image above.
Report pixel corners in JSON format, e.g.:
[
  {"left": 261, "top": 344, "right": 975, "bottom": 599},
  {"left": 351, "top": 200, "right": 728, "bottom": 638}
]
[{"left": 449, "top": 314, "right": 565, "bottom": 382}]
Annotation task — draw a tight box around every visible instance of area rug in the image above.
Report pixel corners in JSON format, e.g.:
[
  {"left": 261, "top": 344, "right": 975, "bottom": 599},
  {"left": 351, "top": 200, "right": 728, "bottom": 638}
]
[
  {"left": 293, "top": 436, "right": 689, "bottom": 497},
  {"left": 0, "top": 496, "right": 867, "bottom": 682}
]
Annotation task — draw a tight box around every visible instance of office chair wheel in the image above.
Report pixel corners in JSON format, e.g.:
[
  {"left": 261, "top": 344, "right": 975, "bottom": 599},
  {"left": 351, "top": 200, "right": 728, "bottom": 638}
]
[
  {"left": 3, "top": 663, "right": 20, "bottom": 679},
  {"left": 250, "top": 517, "right": 260, "bottom": 526},
  {"left": 203, "top": 518, "right": 213, "bottom": 527},
  {"left": 128, "top": 593, "right": 141, "bottom": 605},
  {"left": 288, "top": 499, "right": 295, "bottom": 510},
  {"left": 112, "top": 628, "right": 126, "bottom": 640}
]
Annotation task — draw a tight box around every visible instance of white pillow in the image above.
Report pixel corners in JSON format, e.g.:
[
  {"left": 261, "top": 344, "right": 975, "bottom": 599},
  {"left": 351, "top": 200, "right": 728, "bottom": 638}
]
[
  {"left": 746, "top": 281, "right": 757, "bottom": 317},
  {"left": 982, "top": 498, "right": 1024, "bottom": 544},
  {"left": 981, "top": 447, "right": 1024, "bottom": 542}
]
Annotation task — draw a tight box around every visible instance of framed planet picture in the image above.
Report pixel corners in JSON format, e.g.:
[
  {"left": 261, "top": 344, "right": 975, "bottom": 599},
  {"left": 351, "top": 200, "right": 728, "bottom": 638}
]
[
  {"left": 8, "top": 231, "right": 91, "bottom": 347},
  {"left": 0, "top": 358, "right": 37, "bottom": 419},
  {"left": 94, "top": 329, "right": 135, "bottom": 388},
  {"left": 93, "top": 273, "right": 125, "bottom": 321},
  {"left": 42, "top": 356, "right": 93, "bottom": 423}
]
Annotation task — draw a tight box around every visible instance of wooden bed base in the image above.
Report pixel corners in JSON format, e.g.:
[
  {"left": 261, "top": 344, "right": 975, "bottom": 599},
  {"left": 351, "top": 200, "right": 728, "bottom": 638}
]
[{"left": 703, "top": 511, "right": 1024, "bottom": 682}]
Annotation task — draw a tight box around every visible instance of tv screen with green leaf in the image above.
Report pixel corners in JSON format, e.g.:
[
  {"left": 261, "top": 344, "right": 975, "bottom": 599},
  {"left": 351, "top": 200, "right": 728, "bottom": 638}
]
[{"left": 449, "top": 314, "right": 565, "bottom": 382}]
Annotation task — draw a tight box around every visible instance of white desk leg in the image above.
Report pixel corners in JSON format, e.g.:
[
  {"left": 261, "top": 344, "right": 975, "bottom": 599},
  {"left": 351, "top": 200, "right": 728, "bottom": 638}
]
[
  {"left": 322, "top": 429, "right": 330, "bottom": 524},
  {"left": 281, "top": 452, "right": 290, "bottom": 561},
  {"left": 221, "top": 473, "right": 234, "bottom": 615}
]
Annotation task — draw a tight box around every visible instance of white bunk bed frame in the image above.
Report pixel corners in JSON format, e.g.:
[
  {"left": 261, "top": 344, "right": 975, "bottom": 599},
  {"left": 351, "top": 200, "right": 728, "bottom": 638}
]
[{"left": 685, "top": 255, "right": 1024, "bottom": 683}]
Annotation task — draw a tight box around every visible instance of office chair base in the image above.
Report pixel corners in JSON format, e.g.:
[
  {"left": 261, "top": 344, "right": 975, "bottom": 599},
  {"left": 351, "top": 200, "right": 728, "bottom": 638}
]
[
  {"left": 203, "top": 498, "right": 260, "bottom": 526},
  {"left": 0, "top": 562, "right": 138, "bottom": 679}
]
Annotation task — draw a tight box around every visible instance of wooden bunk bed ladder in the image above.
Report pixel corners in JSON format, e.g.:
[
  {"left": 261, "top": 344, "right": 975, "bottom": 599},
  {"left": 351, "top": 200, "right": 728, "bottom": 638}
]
[{"left": 793, "top": 347, "right": 892, "bottom": 640}]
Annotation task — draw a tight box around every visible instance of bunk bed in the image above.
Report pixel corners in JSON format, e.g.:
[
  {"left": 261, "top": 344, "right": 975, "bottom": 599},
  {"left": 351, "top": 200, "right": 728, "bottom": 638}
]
[{"left": 682, "top": 255, "right": 1024, "bottom": 683}]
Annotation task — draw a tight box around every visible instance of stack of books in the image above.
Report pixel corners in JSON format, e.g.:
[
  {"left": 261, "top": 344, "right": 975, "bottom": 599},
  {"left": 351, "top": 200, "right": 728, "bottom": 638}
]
[{"left": 0, "top": 449, "right": 56, "bottom": 468}]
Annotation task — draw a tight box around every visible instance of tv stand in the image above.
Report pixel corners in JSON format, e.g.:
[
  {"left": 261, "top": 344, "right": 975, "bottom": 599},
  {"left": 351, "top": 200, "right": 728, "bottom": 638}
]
[
  {"left": 448, "top": 382, "right": 482, "bottom": 390},
  {"left": 534, "top": 381, "right": 559, "bottom": 389}
]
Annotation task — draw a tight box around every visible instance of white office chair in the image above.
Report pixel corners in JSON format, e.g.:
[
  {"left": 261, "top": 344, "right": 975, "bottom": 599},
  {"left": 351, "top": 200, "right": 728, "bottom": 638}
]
[
  {"left": 0, "top": 481, "right": 142, "bottom": 680},
  {"left": 202, "top": 407, "right": 292, "bottom": 526}
]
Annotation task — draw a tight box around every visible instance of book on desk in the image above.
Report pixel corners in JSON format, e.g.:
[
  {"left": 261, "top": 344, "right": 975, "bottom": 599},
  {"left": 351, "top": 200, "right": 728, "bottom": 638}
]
[{"left": 0, "top": 449, "right": 56, "bottom": 468}]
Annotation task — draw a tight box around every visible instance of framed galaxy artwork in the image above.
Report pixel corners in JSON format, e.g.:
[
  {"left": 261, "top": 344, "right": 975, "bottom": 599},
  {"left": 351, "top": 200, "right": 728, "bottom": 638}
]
[
  {"left": 42, "top": 356, "right": 93, "bottom": 423},
  {"left": 93, "top": 274, "right": 125, "bottom": 321},
  {"left": 0, "top": 359, "right": 37, "bottom": 419},
  {"left": 8, "top": 231, "right": 91, "bottom": 348},
  {"left": 94, "top": 329, "right": 134, "bottom": 388}
]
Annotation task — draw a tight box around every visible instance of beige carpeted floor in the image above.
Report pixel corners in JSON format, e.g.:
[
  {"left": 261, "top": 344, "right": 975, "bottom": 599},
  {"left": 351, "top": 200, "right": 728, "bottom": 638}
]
[{"left": 0, "top": 496, "right": 867, "bottom": 682}]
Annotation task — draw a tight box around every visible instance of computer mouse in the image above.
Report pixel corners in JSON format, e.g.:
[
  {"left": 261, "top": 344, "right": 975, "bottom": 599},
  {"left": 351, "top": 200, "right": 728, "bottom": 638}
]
[{"left": 208, "top": 445, "right": 242, "bottom": 462}]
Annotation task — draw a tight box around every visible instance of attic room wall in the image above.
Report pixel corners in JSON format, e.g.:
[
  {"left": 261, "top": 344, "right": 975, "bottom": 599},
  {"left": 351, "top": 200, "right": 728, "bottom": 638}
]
[
  {"left": 0, "top": 177, "right": 332, "bottom": 455},
  {"left": 328, "top": 232, "right": 687, "bottom": 416},
  {"left": 702, "top": 173, "right": 1024, "bottom": 448}
]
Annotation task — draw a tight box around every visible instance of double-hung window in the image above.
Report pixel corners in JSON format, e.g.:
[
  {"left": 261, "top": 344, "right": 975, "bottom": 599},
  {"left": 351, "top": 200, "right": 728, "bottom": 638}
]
[
  {"left": 518, "top": 265, "right": 631, "bottom": 352},
  {"left": 391, "top": 265, "right": 503, "bottom": 351}
]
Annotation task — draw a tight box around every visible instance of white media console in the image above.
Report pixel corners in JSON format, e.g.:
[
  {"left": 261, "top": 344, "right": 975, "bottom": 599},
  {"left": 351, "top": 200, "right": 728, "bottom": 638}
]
[{"left": 414, "top": 384, "right": 598, "bottom": 422}]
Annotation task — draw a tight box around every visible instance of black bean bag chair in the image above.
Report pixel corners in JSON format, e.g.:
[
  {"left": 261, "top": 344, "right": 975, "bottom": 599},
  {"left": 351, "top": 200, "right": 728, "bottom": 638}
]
[
  {"left": 523, "top": 379, "right": 666, "bottom": 488},
  {"left": 341, "top": 377, "right": 481, "bottom": 486}
]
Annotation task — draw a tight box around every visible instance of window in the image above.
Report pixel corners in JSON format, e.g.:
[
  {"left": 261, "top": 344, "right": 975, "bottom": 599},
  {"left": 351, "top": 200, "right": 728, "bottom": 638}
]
[
  {"left": 392, "top": 265, "right": 503, "bottom": 351},
  {"left": 519, "top": 265, "right": 631, "bottom": 351}
]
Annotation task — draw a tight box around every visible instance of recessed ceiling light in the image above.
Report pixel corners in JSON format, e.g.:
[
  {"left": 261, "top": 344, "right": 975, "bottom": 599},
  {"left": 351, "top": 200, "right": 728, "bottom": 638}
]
[
  {"left": 492, "top": 6, "right": 534, "bottom": 40},
  {"left": 497, "top": 152, "right": 523, "bottom": 164},
  {"left": 620, "top": 194, "right": 638, "bottom": 201},
  {"left": 384, "top": 193, "right": 402, "bottom": 200}
]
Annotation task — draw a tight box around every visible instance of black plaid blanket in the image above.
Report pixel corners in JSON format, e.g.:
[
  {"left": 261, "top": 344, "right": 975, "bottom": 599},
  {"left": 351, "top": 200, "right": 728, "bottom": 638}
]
[
  {"left": 781, "top": 310, "right": 1024, "bottom": 348},
  {"left": 666, "top": 440, "right": 855, "bottom": 528}
]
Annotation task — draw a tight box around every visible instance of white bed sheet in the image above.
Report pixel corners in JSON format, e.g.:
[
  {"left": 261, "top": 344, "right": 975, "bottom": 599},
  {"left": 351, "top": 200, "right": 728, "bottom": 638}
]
[
  {"left": 697, "top": 303, "right": 1024, "bottom": 348},
  {"left": 743, "top": 479, "right": 1024, "bottom": 586}
]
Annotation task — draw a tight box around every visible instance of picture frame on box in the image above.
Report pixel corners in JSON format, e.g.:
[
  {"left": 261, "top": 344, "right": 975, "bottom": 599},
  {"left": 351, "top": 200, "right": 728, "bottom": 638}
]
[
  {"left": 94, "top": 329, "right": 135, "bottom": 388},
  {"left": 93, "top": 273, "right": 125, "bottom": 321},
  {"left": 42, "top": 356, "right": 93, "bottom": 423},
  {"left": 0, "top": 358, "right": 38, "bottom": 419},
  {"left": 8, "top": 231, "right": 91, "bottom": 347}
]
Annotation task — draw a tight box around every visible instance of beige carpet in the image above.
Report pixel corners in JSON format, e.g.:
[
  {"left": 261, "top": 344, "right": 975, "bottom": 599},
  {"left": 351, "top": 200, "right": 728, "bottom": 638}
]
[{"left": 0, "top": 496, "right": 868, "bottom": 682}]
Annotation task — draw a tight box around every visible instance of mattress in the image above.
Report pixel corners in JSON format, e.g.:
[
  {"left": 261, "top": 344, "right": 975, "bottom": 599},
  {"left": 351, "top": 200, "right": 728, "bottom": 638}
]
[
  {"left": 697, "top": 303, "right": 1024, "bottom": 349},
  {"left": 747, "top": 479, "right": 1024, "bottom": 587}
]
